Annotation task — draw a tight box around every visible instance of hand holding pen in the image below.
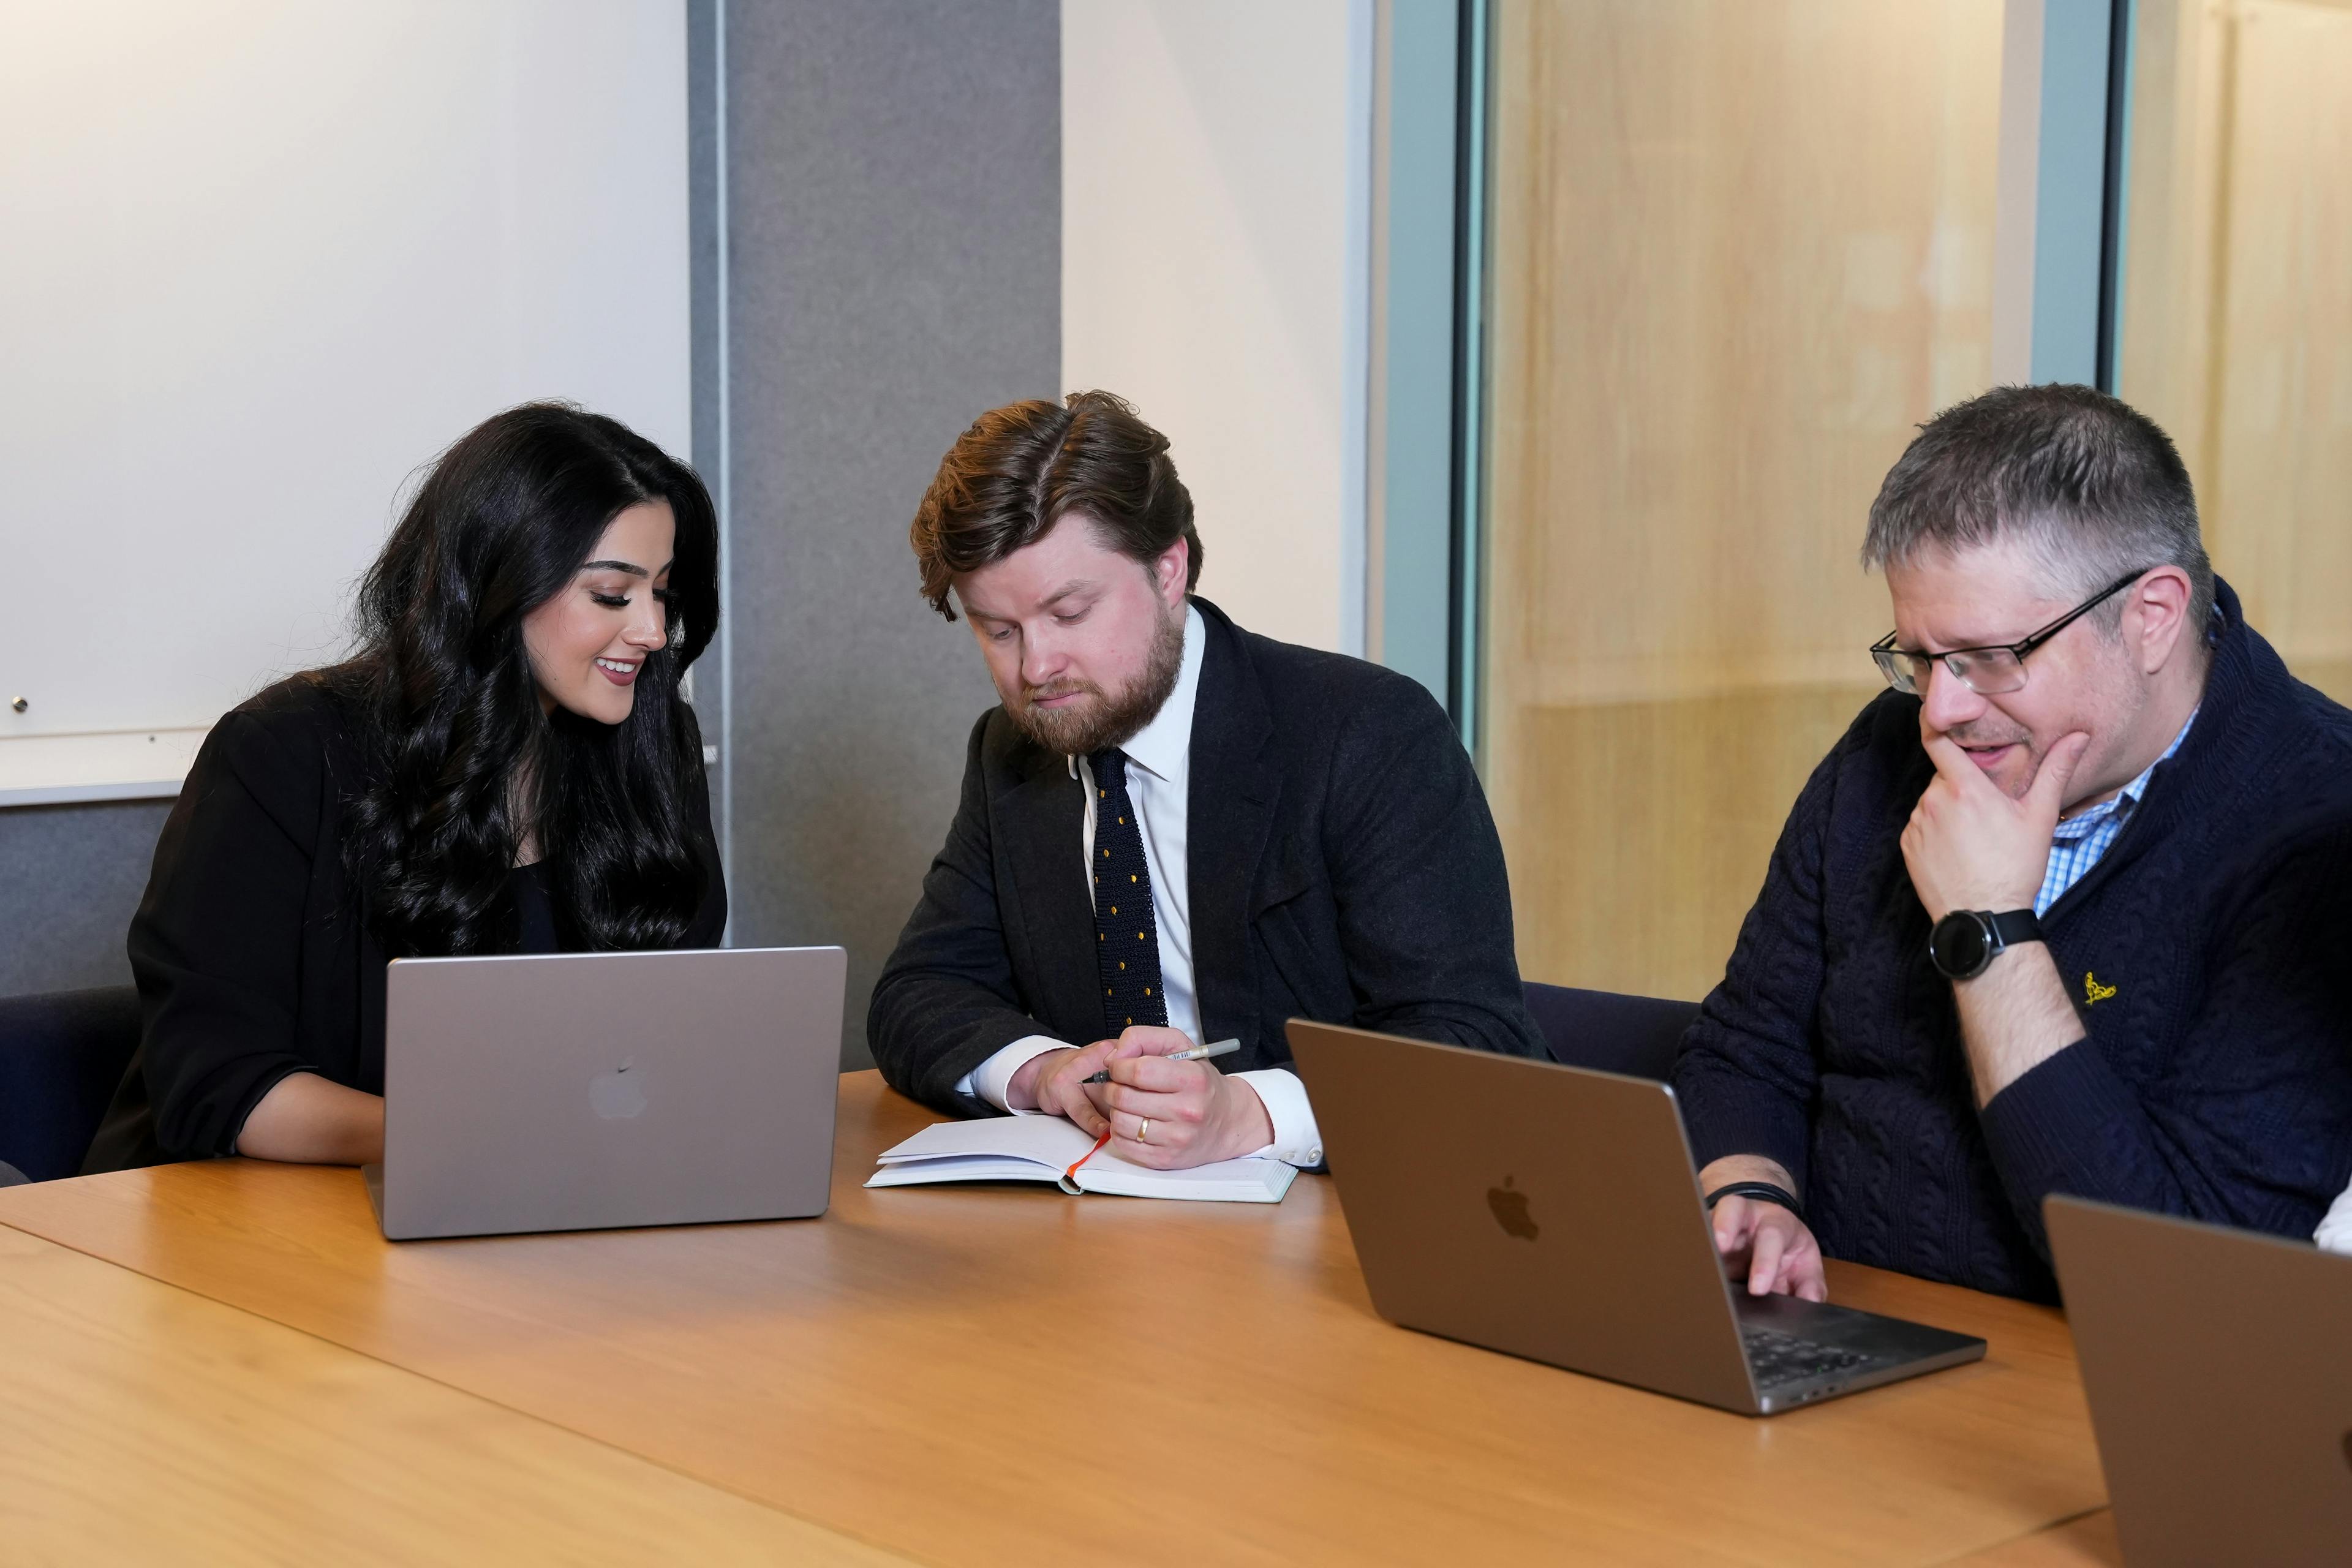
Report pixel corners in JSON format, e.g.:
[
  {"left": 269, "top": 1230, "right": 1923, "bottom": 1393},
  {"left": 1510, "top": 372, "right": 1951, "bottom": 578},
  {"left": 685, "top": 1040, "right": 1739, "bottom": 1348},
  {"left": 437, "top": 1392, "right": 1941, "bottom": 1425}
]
[
  {"left": 1081, "top": 1033, "right": 1273, "bottom": 1169},
  {"left": 1082, "top": 1037, "right": 1240, "bottom": 1084}
]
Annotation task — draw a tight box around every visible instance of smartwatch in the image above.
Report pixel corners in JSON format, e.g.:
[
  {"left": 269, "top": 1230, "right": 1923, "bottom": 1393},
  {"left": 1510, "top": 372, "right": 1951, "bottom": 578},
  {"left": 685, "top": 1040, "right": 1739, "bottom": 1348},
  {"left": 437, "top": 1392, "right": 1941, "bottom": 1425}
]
[{"left": 1927, "top": 908, "right": 2044, "bottom": 981}]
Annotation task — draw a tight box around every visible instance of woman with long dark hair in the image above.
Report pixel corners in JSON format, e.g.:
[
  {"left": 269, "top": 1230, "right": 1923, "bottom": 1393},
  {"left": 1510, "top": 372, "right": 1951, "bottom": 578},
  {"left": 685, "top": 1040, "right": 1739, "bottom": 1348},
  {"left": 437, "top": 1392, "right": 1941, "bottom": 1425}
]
[{"left": 84, "top": 403, "right": 725, "bottom": 1171}]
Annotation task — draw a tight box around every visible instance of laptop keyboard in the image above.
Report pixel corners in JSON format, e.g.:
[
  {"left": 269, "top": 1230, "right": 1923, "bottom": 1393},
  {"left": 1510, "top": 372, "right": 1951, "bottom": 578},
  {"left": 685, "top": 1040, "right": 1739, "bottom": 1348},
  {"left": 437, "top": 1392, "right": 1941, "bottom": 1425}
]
[{"left": 1742, "top": 1326, "right": 1875, "bottom": 1387}]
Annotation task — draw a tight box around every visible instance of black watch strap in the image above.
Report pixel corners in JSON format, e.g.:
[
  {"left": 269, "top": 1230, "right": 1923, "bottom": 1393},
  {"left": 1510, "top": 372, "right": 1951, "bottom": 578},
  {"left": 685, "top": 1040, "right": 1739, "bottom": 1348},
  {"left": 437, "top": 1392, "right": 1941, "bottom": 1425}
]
[
  {"left": 1704, "top": 1181, "right": 1806, "bottom": 1226},
  {"left": 1986, "top": 908, "right": 2043, "bottom": 949}
]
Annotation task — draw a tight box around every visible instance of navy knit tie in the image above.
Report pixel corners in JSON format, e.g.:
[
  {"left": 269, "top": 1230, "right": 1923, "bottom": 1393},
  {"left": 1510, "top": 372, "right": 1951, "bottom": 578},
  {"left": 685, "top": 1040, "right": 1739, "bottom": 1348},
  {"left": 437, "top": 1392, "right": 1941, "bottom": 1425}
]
[{"left": 1090, "top": 748, "right": 1167, "bottom": 1038}]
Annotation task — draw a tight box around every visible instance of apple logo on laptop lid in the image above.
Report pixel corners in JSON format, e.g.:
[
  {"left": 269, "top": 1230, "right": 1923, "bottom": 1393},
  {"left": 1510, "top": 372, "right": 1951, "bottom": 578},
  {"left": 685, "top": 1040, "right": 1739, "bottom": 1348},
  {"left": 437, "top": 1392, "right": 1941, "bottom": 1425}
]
[
  {"left": 589, "top": 1059, "right": 649, "bottom": 1120},
  {"left": 1488, "top": 1175, "right": 1539, "bottom": 1241}
]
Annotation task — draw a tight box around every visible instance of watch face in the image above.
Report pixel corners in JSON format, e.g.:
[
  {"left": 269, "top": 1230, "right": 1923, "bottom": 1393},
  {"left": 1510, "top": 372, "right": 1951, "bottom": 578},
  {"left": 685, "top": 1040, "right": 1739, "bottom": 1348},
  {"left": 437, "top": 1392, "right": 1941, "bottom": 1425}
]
[{"left": 1931, "top": 912, "right": 1992, "bottom": 978}]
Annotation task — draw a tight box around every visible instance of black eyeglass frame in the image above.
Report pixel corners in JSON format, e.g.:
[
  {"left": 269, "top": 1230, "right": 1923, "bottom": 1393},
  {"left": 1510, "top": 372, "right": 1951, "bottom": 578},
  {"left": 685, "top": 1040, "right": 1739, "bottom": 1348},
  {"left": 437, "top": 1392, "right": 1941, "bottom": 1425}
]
[{"left": 1869, "top": 568, "right": 2154, "bottom": 696}]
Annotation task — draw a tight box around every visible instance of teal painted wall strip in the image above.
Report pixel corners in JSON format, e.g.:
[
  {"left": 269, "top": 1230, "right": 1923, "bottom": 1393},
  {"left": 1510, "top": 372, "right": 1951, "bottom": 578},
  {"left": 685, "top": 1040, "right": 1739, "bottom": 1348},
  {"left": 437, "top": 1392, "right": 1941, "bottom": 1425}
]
[
  {"left": 1376, "top": 0, "right": 1460, "bottom": 710},
  {"left": 2032, "top": 0, "right": 2116, "bottom": 384}
]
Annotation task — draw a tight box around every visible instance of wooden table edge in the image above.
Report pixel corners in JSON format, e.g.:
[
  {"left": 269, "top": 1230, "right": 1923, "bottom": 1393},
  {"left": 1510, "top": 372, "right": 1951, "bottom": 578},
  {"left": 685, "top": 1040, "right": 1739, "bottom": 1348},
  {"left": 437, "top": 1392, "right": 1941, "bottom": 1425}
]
[{"left": 0, "top": 1214, "right": 934, "bottom": 1567}]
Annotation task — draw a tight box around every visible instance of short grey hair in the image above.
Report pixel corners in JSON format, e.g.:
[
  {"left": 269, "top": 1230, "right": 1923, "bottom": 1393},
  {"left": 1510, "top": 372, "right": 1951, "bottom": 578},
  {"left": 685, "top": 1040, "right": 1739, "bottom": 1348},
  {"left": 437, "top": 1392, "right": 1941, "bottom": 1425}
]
[{"left": 1861, "top": 383, "right": 2214, "bottom": 634}]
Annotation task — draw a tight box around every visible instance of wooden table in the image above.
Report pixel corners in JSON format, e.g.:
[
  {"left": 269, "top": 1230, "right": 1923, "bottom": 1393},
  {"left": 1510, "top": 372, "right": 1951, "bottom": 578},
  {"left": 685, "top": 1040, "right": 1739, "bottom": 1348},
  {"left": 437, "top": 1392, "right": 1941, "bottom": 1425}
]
[
  {"left": 0, "top": 1071, "right": 2109, "bottom": 1566},
  {"left": 0, "top": 1222, "right": 903, "bottom": 1564},
  {"left": 1951, "top": 1512, "right": 2121, "bottom": 1567}
]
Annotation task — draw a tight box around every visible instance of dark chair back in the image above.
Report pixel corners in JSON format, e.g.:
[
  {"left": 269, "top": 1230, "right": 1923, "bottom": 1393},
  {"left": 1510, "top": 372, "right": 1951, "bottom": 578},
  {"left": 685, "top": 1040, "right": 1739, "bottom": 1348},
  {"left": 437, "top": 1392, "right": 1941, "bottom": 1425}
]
[
  {"left": 0, "top": 986, "right": 142, "bottom": 1182},
  {"left": 1522, "top": 981, "right": 1699, "bottom": 1082}
]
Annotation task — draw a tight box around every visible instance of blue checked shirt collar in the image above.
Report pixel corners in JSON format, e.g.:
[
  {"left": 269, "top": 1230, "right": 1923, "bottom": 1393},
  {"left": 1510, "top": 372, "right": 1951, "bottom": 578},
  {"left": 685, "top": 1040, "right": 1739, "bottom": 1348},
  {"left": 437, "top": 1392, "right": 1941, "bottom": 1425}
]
[{"left": 2034, "top": 709, "right": 2197, "bottom": 916}]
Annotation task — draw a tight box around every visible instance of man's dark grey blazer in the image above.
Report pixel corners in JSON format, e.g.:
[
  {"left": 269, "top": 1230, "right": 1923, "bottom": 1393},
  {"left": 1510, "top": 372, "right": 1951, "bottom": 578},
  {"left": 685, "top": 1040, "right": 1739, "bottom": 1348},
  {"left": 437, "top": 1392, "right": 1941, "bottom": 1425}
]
[{"left": 869, "top": 597, "right": 1547, "bottom": 1115}]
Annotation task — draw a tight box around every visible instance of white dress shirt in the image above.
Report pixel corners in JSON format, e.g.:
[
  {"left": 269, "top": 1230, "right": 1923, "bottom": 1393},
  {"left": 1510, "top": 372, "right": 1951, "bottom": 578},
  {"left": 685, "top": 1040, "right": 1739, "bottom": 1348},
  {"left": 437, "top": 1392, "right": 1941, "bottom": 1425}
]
[
  {"left": 2315, "top": 1182, "right": 2352, "bottom": 1255},
  {"left": 952, "top": 606, "right": 1323, "bottom": 1166}
]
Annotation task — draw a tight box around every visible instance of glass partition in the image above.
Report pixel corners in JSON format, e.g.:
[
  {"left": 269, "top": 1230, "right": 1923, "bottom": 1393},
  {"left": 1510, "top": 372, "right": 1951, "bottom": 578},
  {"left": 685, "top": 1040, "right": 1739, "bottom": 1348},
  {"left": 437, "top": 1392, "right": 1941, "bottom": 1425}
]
[
  {"left": 1480, "top": 0, "right": 2007, "bottom": 1000},
  {"left": 2113, "top": 0, "right": 2352, "bottom": 701}
]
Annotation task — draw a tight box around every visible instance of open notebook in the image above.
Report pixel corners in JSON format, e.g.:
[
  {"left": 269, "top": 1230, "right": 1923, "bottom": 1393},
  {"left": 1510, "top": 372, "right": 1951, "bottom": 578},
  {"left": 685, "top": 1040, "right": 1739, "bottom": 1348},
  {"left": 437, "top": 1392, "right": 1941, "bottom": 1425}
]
[{"left": 866, "top": 1115, "right": 1297, "bottom": 1204}]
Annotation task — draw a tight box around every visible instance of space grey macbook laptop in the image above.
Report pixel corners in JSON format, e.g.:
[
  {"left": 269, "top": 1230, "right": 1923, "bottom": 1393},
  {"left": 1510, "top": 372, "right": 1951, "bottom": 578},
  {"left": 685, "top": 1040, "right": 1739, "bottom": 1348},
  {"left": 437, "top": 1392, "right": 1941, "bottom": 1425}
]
[
  {"left": 1287, "top": 1020, "right": 1985, "bottom": 1415},
  {"left": 2047, "top": 1194, "right": 2352, "bottom": 1567},
  {"left": 363, "top": 945, "right": 846, "bottom": 1240}
]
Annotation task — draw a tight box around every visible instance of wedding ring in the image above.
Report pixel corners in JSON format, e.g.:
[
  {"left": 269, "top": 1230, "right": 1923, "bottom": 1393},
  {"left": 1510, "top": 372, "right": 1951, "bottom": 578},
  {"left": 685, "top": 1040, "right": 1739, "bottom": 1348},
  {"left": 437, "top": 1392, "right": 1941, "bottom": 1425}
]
[{"left": 1137, "top": 1117, "right": 1152, "bottom": 1144}]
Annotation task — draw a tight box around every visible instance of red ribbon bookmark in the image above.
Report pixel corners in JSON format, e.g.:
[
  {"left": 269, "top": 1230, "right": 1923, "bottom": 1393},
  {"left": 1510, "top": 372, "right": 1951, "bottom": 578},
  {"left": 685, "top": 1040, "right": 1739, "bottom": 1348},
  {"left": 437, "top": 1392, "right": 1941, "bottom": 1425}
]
[{"left": 1064, "top": 1128, "right": 1114, "bottom": 1186}]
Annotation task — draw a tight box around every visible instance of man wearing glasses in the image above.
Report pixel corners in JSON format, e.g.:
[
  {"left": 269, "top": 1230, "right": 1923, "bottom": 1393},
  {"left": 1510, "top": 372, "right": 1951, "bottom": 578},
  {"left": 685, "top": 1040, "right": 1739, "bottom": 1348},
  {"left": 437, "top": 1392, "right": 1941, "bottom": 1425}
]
[{"left": 1672, "top": 383, "right": 2352, "bottom": 1302}]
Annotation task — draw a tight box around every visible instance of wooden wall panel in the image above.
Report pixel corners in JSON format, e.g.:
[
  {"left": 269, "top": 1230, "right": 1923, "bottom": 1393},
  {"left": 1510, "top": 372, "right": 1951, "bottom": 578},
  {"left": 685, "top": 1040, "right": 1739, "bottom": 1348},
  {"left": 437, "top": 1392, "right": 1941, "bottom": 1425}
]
[
  {"left": 1485, "top": 0, "right": 2003, "bottom": 1000},
  {"left": 1503, "top": 686, "right": 1883, "bottom": 1003},
  {"left": 2118, "top": 0, "right": 2352, "bottom": 701}
]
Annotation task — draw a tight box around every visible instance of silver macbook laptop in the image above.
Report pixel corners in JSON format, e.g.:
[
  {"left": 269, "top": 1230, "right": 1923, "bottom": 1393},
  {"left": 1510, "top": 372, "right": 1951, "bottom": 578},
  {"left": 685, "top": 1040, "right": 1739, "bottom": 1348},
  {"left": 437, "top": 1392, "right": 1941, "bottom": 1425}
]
[
  {"left": 1287, "top": 1020, "right": 1985, "bottom": 1414},
  {"left": 363, "top": 945, "right": 846, "bottom": 1240},
  {"left": 2047, "top": 1194, "right": 2352, "bottom": 1566}
]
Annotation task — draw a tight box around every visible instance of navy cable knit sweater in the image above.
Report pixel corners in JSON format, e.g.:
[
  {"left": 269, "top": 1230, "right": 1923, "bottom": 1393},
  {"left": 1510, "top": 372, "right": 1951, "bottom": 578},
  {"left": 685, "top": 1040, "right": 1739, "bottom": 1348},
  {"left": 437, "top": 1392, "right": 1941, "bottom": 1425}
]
[{"left": 1672, "top": 581, "right": 2352, "bottom": 1300}]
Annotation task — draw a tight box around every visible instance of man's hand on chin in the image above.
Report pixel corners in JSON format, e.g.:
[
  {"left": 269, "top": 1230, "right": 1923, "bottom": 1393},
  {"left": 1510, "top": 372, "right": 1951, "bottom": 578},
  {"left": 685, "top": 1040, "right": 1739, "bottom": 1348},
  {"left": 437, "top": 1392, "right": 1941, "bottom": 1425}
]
[
  {"left": 1904, "top": 726, "right": 2097, "bottom": 1103},
  {"left": 1085, "top": 1025, "right": 1273, "bottom": 1170},
  {"left": 1902, "top": 729, "right": 2090, "bottom": 919}
]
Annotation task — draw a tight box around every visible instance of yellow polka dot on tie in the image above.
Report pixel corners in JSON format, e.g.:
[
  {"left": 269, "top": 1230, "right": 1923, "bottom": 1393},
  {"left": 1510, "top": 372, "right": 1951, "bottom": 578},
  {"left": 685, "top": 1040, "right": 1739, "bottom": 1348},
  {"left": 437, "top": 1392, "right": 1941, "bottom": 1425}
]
[
  {"left": 1119, "top": 961, "right": 1126, "bottom": 970},
  {"left": 1109, "top": 905, "right": 1117, "bottom": 915},
  {"left": 1118, "top": 816, "right": 1125, "bottom": 825},
  {"left": 1098, "top": 932, "right": 1104, "bottom": 941},
  {"left": 1099, "top": 789, "right": 1106, "bottom": 797},
  {"left": 1144, "top": 987, "right": 1152, "bottom": 997},
  {"left": 1137, "top": 931, "right": 1146, "bottom": 940},
  {"left": 1106, "top": 987, "right": 1112, "bottom": 997},
  {"left": 1125, "top": 1017, "right": 1133, "bottom": 1026},
  {"left": 1102, "top": 849, "right": 1110, "bottom": 859},
  {"left": 1129, "top": 875, "right": 1137, "bottom": 883}
]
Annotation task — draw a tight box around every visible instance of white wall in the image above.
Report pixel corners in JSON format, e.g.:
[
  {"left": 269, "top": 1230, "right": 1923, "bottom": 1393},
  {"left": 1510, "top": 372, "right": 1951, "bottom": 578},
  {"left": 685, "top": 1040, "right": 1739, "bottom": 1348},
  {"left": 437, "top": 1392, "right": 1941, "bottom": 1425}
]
[
  {"left": 0, "top": 1, "right": 689, "bottom": 764},
  {"left": 1061, "top": 0, "right": 1373, "bottom": 655}
]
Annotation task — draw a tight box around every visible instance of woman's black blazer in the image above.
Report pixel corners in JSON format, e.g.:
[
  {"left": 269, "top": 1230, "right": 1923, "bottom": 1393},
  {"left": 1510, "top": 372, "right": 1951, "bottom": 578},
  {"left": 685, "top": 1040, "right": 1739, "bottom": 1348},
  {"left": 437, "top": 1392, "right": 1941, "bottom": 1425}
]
[{"left": 83, "top": 676, "right": 726, "bottom": 1172}]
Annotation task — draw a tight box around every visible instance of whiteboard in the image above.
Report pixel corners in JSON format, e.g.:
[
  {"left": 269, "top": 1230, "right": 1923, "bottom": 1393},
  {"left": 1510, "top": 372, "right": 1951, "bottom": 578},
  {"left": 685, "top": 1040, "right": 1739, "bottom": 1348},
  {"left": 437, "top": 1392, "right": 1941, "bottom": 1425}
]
[{"left": 0, "top": 1, "right": 690, "bottom": 758}]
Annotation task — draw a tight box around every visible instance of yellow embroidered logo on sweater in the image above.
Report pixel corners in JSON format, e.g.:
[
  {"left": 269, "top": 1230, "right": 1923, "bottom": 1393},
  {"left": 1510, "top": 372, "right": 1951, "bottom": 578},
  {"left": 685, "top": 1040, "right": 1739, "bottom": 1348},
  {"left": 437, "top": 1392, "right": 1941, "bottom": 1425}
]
[{"left": 2084, "top": 973, "right": 2118, "bottom": 1005}]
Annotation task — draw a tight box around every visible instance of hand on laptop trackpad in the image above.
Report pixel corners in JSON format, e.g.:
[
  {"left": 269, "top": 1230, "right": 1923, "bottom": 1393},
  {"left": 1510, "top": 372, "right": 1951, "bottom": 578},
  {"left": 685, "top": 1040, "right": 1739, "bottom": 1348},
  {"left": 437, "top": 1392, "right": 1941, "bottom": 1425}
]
[{"left": 1706, "top": 1195, "right": 1828, "bottom": 1302}]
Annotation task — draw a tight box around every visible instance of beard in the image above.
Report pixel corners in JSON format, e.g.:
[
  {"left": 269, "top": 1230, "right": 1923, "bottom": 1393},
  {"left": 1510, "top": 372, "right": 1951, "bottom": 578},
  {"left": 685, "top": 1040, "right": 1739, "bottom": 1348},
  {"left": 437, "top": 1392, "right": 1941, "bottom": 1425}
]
[
  {"left": 1943, "top": 707, "right": 2116, "bottom": 803},
  {"left": 1934, "top": 703, "right": 2045, "bottom": 794},
  {"left": 1005, "top": 603, "right": 1186, "bottom": 757}
]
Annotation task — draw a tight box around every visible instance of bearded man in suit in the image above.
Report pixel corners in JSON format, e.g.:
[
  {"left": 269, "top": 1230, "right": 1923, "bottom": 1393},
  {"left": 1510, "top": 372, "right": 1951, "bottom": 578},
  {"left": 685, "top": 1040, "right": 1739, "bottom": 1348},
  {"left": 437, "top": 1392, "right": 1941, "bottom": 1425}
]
[{"left": 870, "top": 390, "right": 1546, "bottom": 1171}]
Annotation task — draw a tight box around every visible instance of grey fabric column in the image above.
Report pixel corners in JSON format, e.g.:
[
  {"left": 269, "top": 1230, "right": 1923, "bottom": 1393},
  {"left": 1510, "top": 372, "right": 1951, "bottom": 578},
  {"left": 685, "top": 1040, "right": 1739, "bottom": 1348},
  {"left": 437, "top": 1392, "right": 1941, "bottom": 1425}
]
[
  {"left": 0, "top": 801, "right": 170, "bottom": 994},
  {"left": 721, "top": 2, "right": 1061, "bottom": 1066}
]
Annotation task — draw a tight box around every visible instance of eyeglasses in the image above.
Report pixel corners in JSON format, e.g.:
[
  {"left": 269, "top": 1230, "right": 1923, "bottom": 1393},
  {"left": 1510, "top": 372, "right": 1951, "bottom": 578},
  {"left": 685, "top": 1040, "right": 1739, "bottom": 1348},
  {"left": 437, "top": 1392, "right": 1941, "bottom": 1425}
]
[{"left": 1870, "top": 569, "right": 2150, "bottom": 697}]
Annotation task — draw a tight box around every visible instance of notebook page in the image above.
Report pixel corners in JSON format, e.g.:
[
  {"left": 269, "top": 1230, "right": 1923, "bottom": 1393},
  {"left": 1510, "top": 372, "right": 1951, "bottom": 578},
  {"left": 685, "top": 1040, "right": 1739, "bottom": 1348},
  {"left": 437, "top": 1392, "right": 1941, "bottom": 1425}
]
[
  {"left": 867, "top": 1116, "right": 1295, "bottom": 1202},
  {"left": 865, "top": 1155, "right": 1064, "bottom": 1188},
  {"left": 1072, "top": 1147, "right": 1297, "bottom": 1203},
  {"left": 870, "top": 1115, "right": 1098, "bottom": 1169}
]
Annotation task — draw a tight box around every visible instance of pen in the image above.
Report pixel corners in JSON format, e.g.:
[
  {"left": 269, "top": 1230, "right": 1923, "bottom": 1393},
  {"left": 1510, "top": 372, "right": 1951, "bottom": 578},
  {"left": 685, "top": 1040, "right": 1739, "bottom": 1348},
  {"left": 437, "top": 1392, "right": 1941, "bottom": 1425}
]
[{"left": 1082, "top": 1037, "right": 1241, "bottom": 1084}]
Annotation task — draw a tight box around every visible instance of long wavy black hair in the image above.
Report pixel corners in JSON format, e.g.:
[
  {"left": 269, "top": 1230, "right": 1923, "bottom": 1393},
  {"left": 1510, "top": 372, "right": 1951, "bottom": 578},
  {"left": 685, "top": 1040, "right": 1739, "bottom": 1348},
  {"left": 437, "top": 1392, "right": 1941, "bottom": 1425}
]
[{"left": 321, "top": 402, "right": 720, "bottom": 956}]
